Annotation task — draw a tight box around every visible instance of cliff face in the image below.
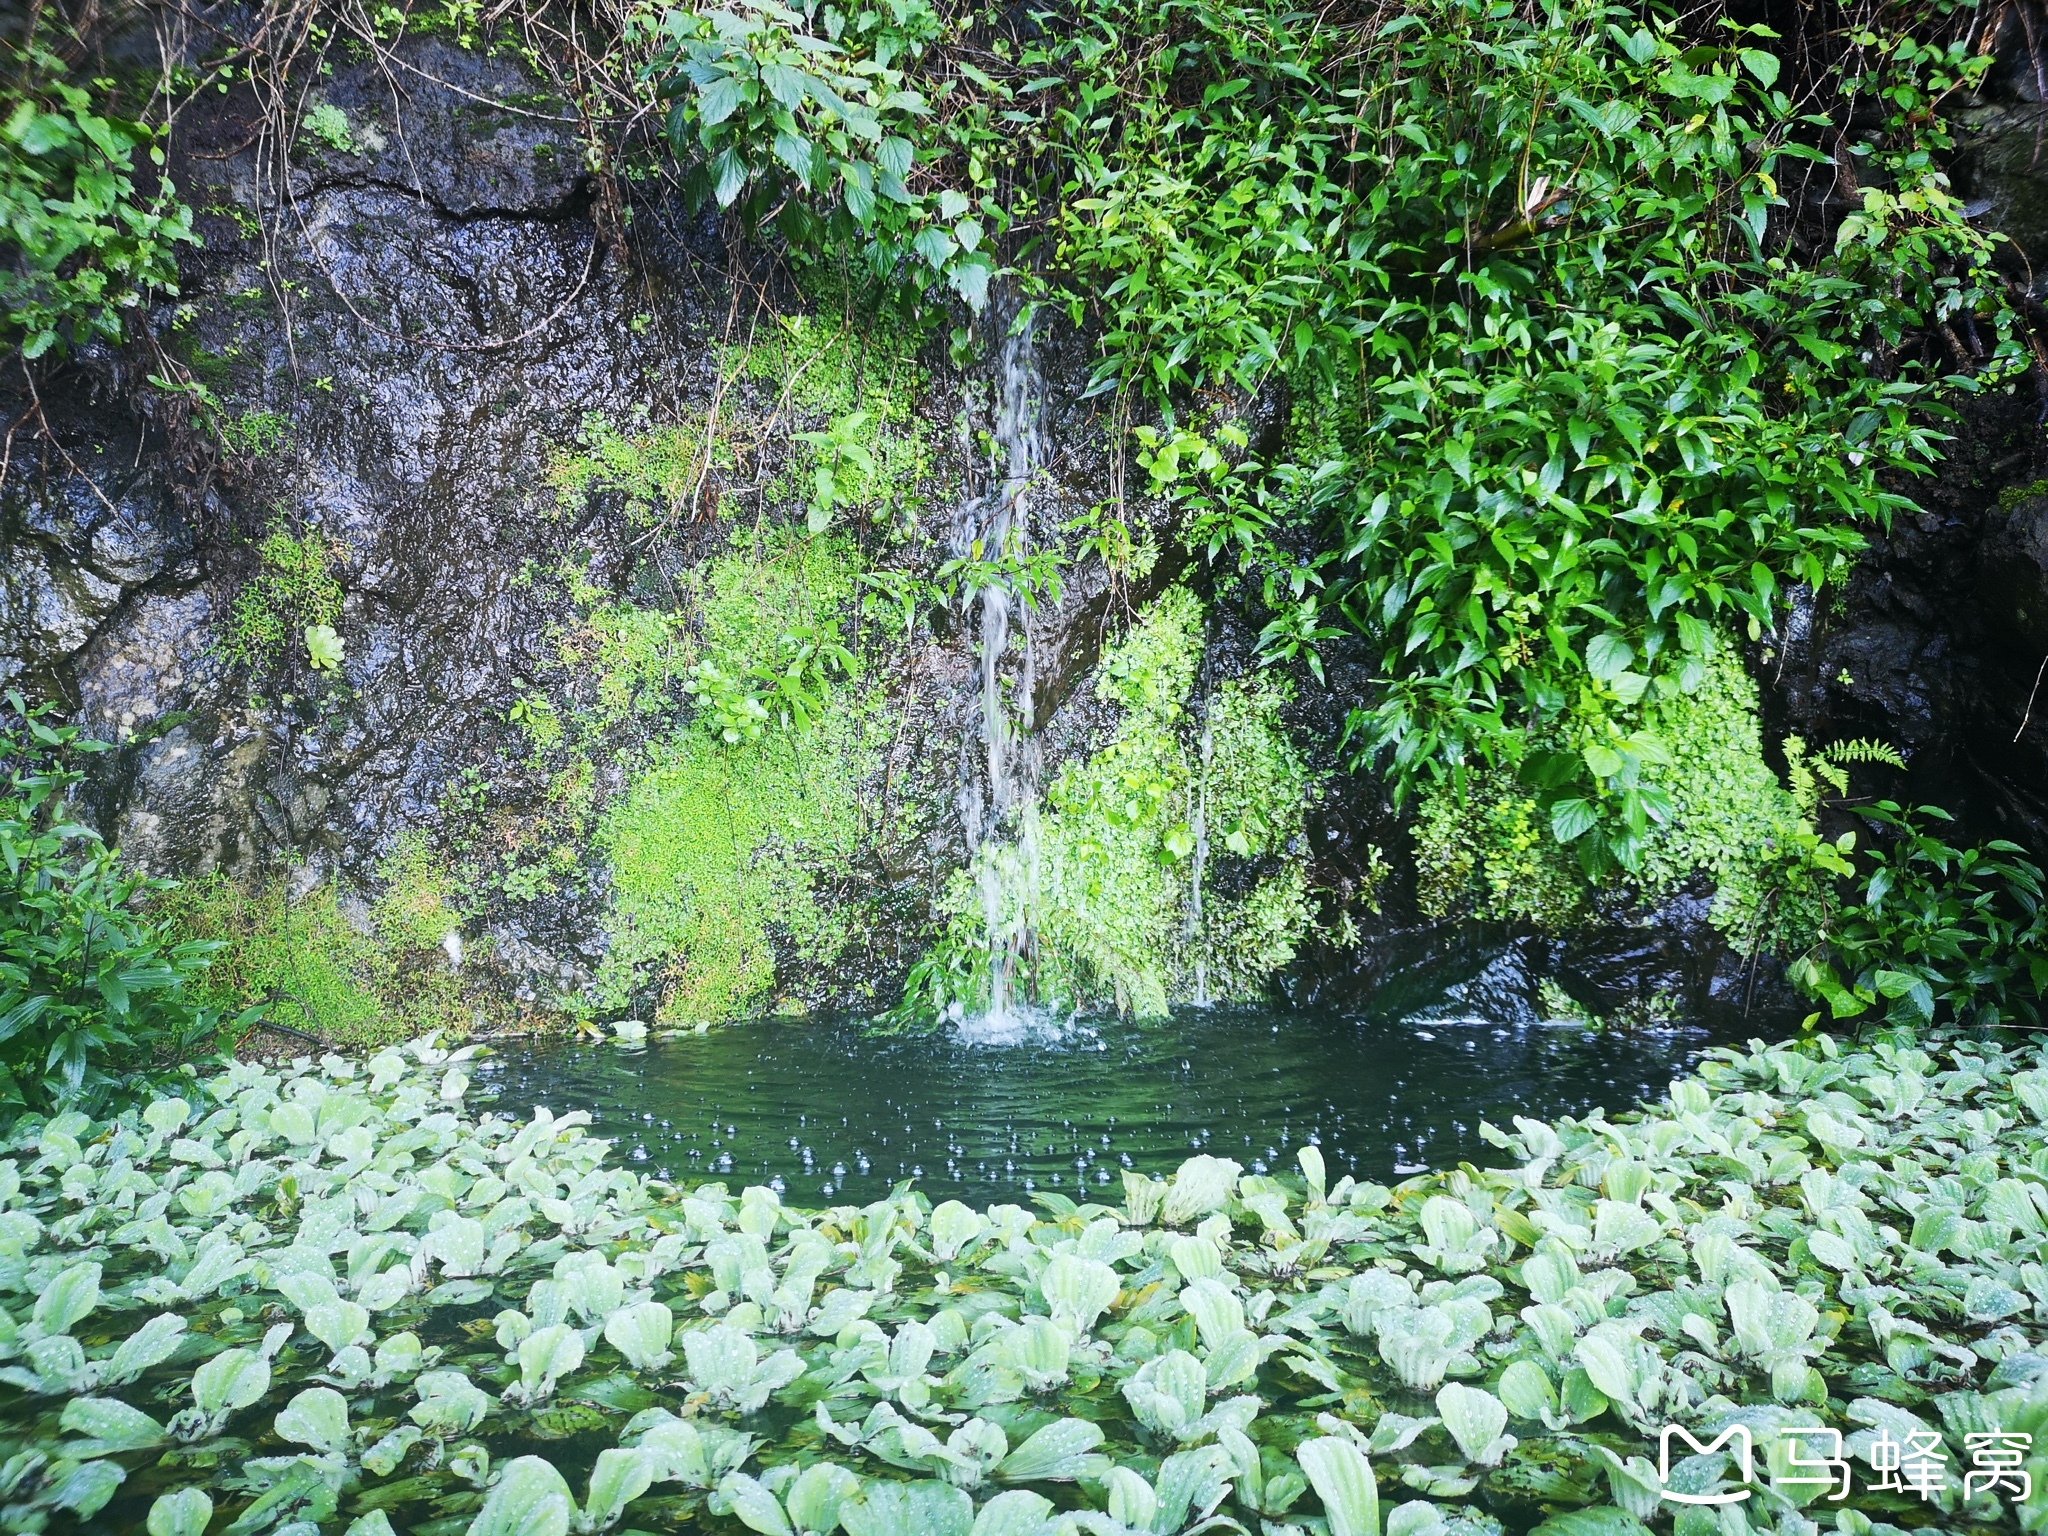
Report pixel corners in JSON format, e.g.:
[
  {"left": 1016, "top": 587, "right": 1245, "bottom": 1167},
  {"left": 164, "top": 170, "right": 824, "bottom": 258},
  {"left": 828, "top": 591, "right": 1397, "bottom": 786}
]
[
  {"left": 1, "top": 31, "right": 1217, "bottom": 1027},
  {"left": 1756, "top": 66, "right": 2048, "bottom": 857},
  {"left": 8, "top": 24, "right": 2048, "bottom": 1036}
]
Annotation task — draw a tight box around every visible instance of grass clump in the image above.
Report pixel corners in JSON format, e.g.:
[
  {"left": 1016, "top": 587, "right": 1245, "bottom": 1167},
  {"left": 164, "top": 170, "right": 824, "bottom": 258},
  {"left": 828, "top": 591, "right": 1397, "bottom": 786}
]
[
  {"left": 219, "top": 521, "right": 346, "bottom": 673},
  {"left": 155, "top": 839, "right": 470, "bottom": 1049},
  {"left": 9, "top": 1027, "right": 2048, "bottom": 1535}
]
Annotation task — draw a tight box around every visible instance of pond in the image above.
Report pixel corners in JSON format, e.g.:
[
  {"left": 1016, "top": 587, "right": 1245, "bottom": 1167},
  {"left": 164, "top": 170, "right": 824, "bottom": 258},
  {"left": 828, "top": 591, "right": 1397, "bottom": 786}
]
[{"left": 479, "top": 937, "right": 1762, "bottom": 1206}]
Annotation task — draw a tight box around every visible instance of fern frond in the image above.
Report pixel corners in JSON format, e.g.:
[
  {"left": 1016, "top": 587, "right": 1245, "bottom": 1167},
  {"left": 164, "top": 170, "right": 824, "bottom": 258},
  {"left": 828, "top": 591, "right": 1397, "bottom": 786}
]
[{"left": 1822, "top": 738, "right": 1908, "bottom": 771}]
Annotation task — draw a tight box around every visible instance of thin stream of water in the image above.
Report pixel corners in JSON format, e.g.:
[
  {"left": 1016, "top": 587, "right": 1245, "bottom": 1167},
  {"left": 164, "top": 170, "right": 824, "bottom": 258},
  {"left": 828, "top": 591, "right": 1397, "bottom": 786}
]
[{"left": 952, "top": 301, "right": 1048, "bottom": 1034}]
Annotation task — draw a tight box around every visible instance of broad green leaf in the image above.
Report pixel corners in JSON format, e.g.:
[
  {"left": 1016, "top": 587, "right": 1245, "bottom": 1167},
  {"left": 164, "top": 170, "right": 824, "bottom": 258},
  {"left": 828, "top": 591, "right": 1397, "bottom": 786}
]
[
  {"left": 275, "top": 1386, "right": 350, "bottom": 1454},
  {"left": 33, "top": 1260, "right": 99, "bottom": 1335},
  {"left": 107, "top": 1313, "right": 185, "bottom": 1383},
  {"left": 996, "top": 1417, "right": 1106, "bottom": 1482},
  {"left": 192, "top": 1347, "right": 270, "bottom": 1418},
  {"left": 1497, "top": 1360, "right": 1558, "bottom": 1420},
  {"left": 970, "top": 1489, "right": 1054, "bottom": 1536},
  {"left": 517, "top": 1323, "right": 586, "bottom": 1399},
  {"left": 1298, "top": 1437, "right": 1379, "bottom": 1536},
  {"left": 468, "top": 1454, "right": 574, "bottom": 1536},
  {"left": 1585, "top": 634, "right": 1633, "bottom": 681},
  {"left": 585, "top": 1447, "right": 656, "bottom": 1530},
  {"left": 62, "top": 1396, "right": 166, "bottom": 1452},
  {"left": 605, "top": 1300, "right": 675, "bottom": 1371},
  {"left": 412, "top": 1369, "right": 492, "bottom": 1435},
  {"left": 1162, "top": 1155, "right": 1241, "bottom": 1225},
  {"left": 1433, "top": 1382, "right": 1510, "bottom": 1465},
  {"left": 840, "top": 1478, "right": 973, "bottom": 1536},
  {"left": 787, "top": 1461, "right": 862, "bottom": 1535},
  {"left": 147, "top": 1489, "right": 212, "bottom": 1536}
]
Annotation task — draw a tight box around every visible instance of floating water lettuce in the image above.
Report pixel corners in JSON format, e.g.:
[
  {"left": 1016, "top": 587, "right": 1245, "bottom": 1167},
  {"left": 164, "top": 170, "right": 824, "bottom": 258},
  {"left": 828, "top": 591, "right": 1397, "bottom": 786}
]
[{"left": 0, "top": 1032, "right": 2039, "bottom": 1534}]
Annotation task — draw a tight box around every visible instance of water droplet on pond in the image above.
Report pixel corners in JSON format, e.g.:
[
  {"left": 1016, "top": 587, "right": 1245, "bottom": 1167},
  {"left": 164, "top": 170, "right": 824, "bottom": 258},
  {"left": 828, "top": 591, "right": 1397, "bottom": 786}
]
[{"left": 479, "top": 998, "right": 1730, "bottom": 1204}]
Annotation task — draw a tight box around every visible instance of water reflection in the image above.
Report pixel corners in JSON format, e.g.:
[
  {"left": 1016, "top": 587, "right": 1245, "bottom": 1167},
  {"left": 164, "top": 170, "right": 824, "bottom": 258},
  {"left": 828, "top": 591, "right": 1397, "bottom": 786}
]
[{"left": 479, "top": 949, "right": 1751, "bottom": 1205}]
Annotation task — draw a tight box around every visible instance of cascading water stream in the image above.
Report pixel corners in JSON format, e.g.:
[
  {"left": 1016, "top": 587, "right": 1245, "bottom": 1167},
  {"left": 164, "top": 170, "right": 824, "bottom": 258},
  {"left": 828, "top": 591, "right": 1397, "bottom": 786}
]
[{"left": 953, "top": 304, "right": 1046, "bottom": 1038}]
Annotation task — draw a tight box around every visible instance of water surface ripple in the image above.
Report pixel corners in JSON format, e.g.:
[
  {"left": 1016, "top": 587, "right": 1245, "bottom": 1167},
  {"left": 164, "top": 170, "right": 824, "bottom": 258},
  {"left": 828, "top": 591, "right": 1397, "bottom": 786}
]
[{"left": 479, "top": 970, "right": 1740, "bottom": 1206}]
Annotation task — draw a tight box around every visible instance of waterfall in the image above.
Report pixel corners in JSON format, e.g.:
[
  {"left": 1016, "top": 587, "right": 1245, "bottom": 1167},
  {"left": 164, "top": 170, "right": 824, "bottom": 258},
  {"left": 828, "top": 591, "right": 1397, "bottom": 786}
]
[{"left": 953, "top": 303, "right": 1045, "bottom": 1038}]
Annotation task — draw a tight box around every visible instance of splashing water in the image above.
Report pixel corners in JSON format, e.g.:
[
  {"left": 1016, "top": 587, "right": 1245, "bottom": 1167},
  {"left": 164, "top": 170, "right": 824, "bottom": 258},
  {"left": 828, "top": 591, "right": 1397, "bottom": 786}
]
[{"left": 952, "top": 302, "right": 1046, "bottom": 1038}]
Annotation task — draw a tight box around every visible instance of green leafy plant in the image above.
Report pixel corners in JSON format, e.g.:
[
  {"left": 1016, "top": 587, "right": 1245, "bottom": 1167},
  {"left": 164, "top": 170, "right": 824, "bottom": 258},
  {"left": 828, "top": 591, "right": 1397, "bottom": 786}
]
[
  {"left": 0, "top": 698, "right": 245, "bottom": 1114},
  {"left": 298, "top": 100, "right": 357, "bottom": 154},
  {"left": 1792, "top": 802, "right": 2048, "bottom": 1030},
  {"left": 221, "top": 522, "right": 347, "bottom": 674},
  {"left": 0, "top": 38, "right": 195, "bottom": 358},
  {"left": 304, "top": 624, "right": 345, "bottom": 672},
  {"left": 934, "top": 537, "right": 1065, "bottom": 616},
  {"left": 636, "top": 0, "right": 993, "bottom": 307},
  {"left": 686, "top": 658, "right": 773, "bottom": 747},
  {"left": 797, "top": 411, "right": 877, "bottom": 533}
]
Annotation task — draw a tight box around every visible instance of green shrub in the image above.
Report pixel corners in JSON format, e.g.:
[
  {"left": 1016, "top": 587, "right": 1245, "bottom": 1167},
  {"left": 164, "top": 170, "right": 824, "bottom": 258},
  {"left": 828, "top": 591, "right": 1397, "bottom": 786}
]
[
  {"left": 0, "top": 36, "right": 195, "bottom": 358},
  {"left": 1411, "top": 646, "right": 1828, "bottom": 943},
  {"left": 636, "top": 0, "right": 2004, "bottom": 894},
  {"left": 951, "top": 0, "right": 2006, "bottom": 867},
  {"left": 0, "top": 699, "right": 240, "bottom": 1114},
  {"left": 5, "top": 1027, "right": 2047, "bottom": 1534},
  {"left": 1793, "top": 802, "right": 2048, "bottom": 1032},
  {"left": 633, "top": 0, "right": 992, "bottom": 308}
]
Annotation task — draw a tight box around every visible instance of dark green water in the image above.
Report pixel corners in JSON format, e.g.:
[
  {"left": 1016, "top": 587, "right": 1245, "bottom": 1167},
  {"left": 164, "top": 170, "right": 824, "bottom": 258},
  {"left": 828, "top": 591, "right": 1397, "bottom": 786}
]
[{"left": 480, "top": 944, "right": 1748, "bottom": 1205}]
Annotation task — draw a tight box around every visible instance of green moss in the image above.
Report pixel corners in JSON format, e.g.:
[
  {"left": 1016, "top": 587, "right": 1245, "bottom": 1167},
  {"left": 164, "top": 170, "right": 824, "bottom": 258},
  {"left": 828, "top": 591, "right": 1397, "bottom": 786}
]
[
  {"left": 546, "top": 410, "right": 726, "bottom": 526},
  {"left": 152, "top": 837, "right": 473, "bottom": 1048},
  {"left": 155, "top": 878, "right": 412, "bottom": 1048},
  {"left": 1998, "top": 478, "right": 2048, "bottom": 511},
  {"left": 220, "top": 521, "right": 345, "bottom": 672},
  {"left": 548, "top": 304, "right": 938, "bottom": 542},
  {"left": 556, "top": 563, "right": 695, "bottom": 723},
  {"left": 370, "top": 831, "right": 469, "bottom": 953},
  {"left": 1414, "top": 646, "right": 1831, "bottom": 951},
  {"left": 595, "top": 721, "right": 869, "bottom": 1024},
  {"left": 481, "top": 756, "right": 598, "bottom": 906},
  {"left": 1634, "top": 648, "right": 1826, "bottom": 947},
  {"left": 590, "top": 533, "right": 876, "bottom": 1024},
  {"left": 918, "top": 586, "right": 1321, "bottom": 1019}
]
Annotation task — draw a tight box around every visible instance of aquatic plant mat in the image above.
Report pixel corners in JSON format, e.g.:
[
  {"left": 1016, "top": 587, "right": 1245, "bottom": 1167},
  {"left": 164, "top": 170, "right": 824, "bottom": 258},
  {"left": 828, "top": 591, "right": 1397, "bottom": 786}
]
[{"left": 4, "top": 1031, "right": 2046, "bottom": 1535}]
